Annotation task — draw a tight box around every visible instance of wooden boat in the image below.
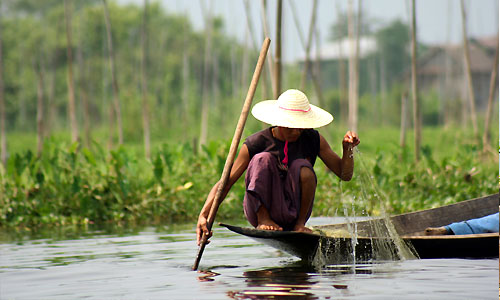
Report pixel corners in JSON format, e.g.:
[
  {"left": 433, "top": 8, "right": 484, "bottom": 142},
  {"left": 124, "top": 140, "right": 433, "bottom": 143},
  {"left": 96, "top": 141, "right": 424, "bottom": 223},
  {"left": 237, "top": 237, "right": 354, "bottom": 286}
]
[{"left": 221, "top": 194, "right": 499, "bottom": 263}]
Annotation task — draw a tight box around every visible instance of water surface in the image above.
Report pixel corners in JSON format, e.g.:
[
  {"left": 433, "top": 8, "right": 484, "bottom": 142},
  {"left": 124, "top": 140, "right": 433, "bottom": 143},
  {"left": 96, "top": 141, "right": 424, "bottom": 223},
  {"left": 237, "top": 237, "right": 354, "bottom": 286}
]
[{"left": 0, "top": 218, "right": 498, "bottom": 299}]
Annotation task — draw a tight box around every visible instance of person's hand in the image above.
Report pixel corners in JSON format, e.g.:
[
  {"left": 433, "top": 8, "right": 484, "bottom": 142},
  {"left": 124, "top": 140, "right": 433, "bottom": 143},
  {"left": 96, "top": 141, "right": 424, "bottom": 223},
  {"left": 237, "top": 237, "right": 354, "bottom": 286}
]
[
  {"left": 342, "top": 131, "right": 360, "bottom": 151},
  {"left": 196, "top": 215, "right": 212, "bottom": 246}
]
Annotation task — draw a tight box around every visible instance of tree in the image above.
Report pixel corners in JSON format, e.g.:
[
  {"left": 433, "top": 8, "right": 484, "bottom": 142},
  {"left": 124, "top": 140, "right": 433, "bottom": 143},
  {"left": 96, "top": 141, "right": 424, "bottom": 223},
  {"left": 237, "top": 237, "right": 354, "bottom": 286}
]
[{"left": 375, "top": 20, "right": 410, "bottom": 86}]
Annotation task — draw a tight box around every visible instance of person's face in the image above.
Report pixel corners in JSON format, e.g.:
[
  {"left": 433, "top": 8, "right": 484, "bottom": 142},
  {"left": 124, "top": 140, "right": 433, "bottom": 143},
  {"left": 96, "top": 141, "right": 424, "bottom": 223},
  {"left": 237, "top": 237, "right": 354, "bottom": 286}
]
[{"left": 278, "top": 127, "right": 304, "bottom": 142}]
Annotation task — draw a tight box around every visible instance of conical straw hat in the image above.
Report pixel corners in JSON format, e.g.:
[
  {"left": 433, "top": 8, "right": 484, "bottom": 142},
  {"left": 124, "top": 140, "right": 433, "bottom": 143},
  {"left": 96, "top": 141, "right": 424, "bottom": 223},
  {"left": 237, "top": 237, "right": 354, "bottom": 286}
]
[{"left": 251, "top": 89, "right": 333, "bottom": 128}]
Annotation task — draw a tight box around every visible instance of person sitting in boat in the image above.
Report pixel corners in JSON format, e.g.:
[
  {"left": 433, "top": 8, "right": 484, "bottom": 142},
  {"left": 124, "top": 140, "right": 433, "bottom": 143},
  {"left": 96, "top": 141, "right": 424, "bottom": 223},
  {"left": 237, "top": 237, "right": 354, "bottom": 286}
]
[
  {"left": 196, "top": 89, "right": 360, "bottom": 246},
  {"left": 425, "top": 212, "right": 499, "bottom": 235}
]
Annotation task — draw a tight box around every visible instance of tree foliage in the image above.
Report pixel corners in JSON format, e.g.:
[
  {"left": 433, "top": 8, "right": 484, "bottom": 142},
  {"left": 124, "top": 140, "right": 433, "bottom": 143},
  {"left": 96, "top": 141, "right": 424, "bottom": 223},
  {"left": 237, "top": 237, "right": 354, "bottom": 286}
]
[{"left": 2, "top": 0, "right": 252, "bottom": 143}]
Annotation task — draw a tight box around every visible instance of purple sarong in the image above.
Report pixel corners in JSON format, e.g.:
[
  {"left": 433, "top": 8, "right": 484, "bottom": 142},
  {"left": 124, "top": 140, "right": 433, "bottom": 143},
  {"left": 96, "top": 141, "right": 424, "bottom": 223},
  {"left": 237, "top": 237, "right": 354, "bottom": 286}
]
[{"left": 243, "top": 152, "right": 316, "bottom": 231}]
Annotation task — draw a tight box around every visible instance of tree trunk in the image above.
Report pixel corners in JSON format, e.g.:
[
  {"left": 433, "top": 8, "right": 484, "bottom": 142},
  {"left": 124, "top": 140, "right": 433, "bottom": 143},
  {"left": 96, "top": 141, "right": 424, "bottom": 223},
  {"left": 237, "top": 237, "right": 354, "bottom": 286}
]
[
  {"left": 64, "top": 0, "right": 79, "bottom": 143},
  {"left": 0, "top": 7, "right": 6, "bottom": 165},
  {"left": 460, "top": 0, "right": 478, "bottom": 141},
  {"left": 274, "top": 0, "right": 282, "bottom": 99},
  {"left": 482, "top": 43, "right": 498, "bottom": 151},
  {"left": 410, "top": 0, "right": 421, "bottom": 162},
  {"left": 199, "top": 0, "right": 213, "bottom": 149},
  {"left": 141, "top": 0, "right": 151, "bottom": 158},
  {"left": 35, "top": 63, "right": 44, "bottom": 157},
  {"left": 102, "top": 0, "right": 123, "bottom": 145}
]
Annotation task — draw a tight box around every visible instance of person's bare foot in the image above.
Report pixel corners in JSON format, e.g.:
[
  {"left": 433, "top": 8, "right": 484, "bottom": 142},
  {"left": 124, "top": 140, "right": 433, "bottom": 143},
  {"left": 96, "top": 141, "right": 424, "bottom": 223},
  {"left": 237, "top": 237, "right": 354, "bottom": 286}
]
[
  {"left": 257, "top": 220, "right": 283, "bottom": 231},
  {"left": 425, "top": 226, "right": 450, "bottom": 235},
  {"left": 293, "top": 224, "right": 312, "bottom": 233},
  {"left": 256, "top": 206, "right": 282, "bottom": 231}
]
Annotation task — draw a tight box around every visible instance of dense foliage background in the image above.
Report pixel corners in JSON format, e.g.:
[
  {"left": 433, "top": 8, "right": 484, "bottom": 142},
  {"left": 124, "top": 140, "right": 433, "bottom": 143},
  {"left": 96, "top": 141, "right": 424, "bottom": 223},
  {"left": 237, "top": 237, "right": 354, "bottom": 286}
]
[{"left": 0, "top": 1, "right": 497, "bottom": 229}]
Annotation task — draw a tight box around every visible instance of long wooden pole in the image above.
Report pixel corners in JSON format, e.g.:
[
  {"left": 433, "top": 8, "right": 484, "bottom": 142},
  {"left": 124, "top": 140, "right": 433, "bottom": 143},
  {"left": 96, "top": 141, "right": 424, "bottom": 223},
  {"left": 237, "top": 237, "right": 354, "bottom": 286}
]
[
  {"left": 64, "top": 0, "right": 79, "bottom": 143},
  {"left": 460, "top": 0, "right": 478, "bottom": 141},
  {"left": 274, "top": 0, "right": 282, "bottom": 99},
  {"left": 410, "top": 0, "right": 421, "bottom": 162},
  {"left": 102, "top": 0, "right": 123, "bottom": 145},
  {"left": 0, "top": 2, "right": 6, "bottom": 166},
  {"left": 193, "top": 38, "right": 271, "bottom": 271},
  {"left": 482, "top": 43, "right": 499, "bottom": 151},
  {"left": 141, "top": 0, "right": 151, "bottom": 158}
]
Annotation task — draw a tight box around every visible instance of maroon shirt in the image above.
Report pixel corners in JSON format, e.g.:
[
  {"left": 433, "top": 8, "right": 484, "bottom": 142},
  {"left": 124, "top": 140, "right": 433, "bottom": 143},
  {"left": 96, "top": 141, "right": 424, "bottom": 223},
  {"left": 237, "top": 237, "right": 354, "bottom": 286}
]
[{"left": 244, "top": 127, "right": 320, "bottom": 166}]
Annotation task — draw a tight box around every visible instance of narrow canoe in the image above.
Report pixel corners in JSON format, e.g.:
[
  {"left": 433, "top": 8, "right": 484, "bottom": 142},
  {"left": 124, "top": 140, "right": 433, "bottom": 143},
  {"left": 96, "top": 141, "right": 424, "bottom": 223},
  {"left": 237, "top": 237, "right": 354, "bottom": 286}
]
[{"left": 221, "top": 194, "right": 499, "bottom": 263}]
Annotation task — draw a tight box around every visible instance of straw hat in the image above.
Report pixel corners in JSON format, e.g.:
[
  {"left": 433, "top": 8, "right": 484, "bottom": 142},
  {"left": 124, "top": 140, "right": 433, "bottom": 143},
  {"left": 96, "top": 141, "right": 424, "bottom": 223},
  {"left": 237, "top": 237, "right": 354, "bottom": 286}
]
[{"left": 251, "top": 89, "right": 333, "bottom": 129}]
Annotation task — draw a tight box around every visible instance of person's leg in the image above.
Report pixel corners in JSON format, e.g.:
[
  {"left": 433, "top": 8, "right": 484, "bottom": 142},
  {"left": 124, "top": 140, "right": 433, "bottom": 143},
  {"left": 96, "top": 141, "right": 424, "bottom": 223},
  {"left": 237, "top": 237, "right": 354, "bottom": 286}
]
[
  {"left": 293, "top": 166, "right": 316, "bottom": 232},
  {"left": 425, "top": 227, "right": 451, "bottom": 235},
  {"left": 285, "top": 159, "right": 316, "bottom": 232},
  {"left": 243, "top": 152, "right": 283, "bottom": 231}
]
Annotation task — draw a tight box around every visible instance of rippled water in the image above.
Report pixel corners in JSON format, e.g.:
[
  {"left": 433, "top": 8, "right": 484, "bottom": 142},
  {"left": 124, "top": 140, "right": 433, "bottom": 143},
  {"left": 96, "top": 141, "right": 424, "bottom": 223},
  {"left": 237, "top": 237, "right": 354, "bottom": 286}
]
[{"left": 0, "top": 218, "right": 498, "bottom": 299}]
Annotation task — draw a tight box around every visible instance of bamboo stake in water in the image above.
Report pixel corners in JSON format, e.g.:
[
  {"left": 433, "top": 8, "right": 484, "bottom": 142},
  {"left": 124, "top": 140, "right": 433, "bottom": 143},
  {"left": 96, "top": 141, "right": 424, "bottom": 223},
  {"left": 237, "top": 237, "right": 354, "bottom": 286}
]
[{"left": 193, "top": 37, "right": 270, "bottom": 271}]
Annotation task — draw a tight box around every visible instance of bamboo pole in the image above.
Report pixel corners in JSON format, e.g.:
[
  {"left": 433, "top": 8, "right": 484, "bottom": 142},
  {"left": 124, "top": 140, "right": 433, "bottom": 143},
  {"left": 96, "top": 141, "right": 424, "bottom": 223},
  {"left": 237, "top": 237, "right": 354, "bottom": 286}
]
[
  {"left": 289, "top": 0, "right": 323, "bottom": 106},
  {"left": 400, "top": 91, "right": 408, "bottom": 148},
  {"left": 410, "top": 0, "right": 421, "bottom": 162},
  {"left": 482, "top": 43, "right": 498, "bottom": 152},
  {"left": 102, "top": 0, "right": 123, "bottom": 145},
  {"left": 193, "top": 38, "right": 270, "bottom": 271},
  {"left": 274, "top": 0, "right": 282, "bottom": 99},
  {"left": 141, "top": 0, "right": 151, "bottom": 158},
  {"left": 64, "top": 0, "right": 79, "bottom": 143},
  {"left": 301, "top": 0, "right": 317, "bottom": 91},
  {"left": 312, "top": 26, "right": 325, "bottom": 108},
  {"left": 76, "top": 40, "right": 91, "bottom": 148},
  {"left": 347, "top": 0, "right": 358, "bottom": 132},
  {"left": 336, "top": 1, "right": 347, "bottom": 124},
  {"left": 243, "top": 0, "right": 268, "bottom": 100},
  {"left": 260, "top": 0, "right": 276, "bottom": 98},
  {"left": 460, "top": 0, "right": 478, "bottom": 141}
]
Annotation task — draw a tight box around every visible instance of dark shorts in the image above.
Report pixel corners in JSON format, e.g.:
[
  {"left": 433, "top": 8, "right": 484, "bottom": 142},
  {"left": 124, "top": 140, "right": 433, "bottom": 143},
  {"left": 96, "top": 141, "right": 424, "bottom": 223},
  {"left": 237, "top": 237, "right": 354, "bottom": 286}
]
[{"left": 243, "top": 152, "right": 316, "bottom": 231}]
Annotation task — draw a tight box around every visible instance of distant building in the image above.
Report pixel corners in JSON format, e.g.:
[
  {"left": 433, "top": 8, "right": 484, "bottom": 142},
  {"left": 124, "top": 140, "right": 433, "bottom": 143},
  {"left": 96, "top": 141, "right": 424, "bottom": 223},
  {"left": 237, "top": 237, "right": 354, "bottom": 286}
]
[
  {"left": 297, "top": 36, "right": 378, "bottom": 96},
  {"left": 415, "top": 36, "right": 498, "bottom": 111},
  {"left": 298, "top": 35, "right": 498, "bottom": 112}
]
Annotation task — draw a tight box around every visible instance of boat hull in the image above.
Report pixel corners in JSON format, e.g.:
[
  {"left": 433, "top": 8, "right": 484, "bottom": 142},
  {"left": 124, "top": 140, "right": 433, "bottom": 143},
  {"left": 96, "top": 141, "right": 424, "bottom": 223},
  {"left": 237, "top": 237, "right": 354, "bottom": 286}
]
[{"left": 220, "top": 194, "right": 499, "bottom": 262}]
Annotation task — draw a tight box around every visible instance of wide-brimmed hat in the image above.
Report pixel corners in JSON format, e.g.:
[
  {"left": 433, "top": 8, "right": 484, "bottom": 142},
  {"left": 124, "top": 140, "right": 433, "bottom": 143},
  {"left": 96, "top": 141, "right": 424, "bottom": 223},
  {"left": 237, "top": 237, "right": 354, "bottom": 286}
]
[{"left": 251, "top": 89, "right": 333, "bottom": 128}]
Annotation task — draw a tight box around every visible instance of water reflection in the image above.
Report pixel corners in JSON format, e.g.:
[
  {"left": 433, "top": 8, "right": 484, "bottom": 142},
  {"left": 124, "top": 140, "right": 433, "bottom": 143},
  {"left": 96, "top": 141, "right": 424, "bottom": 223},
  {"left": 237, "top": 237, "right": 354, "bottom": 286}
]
[
  {"left": 197, "top": 270, "right": 221, "bottom": 282},
  {"left": 224, "top": 261, "right": 388, "bottom": 299},
  {"left": 227, "top": 264, "right": 321, "bottom": 299}
]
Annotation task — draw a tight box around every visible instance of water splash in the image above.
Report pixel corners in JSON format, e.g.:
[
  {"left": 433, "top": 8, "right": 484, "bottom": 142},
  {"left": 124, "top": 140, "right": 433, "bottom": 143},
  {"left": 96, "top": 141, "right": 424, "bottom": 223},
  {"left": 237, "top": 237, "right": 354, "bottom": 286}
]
[
  {"left": 312, "top": 147, "right": 418, "bottom": 265},
  {"left": 354, "top": 147, "right": 418, "bottom": 261}
]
